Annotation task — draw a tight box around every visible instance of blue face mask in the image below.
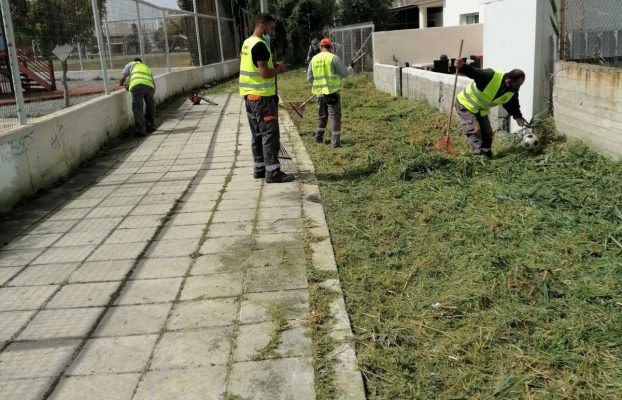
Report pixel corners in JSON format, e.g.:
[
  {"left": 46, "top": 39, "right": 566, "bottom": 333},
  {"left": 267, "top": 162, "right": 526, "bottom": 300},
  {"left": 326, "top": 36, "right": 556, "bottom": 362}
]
[{"left": 262, "top": 34, "right": 271, "bottom": 47}]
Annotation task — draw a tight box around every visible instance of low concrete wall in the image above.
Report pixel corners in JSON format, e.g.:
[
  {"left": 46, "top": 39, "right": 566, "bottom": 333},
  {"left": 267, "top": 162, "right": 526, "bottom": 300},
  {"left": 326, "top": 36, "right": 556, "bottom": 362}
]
[
  {"left": 553, "top": 61, "right": 622, "bottom": 159},
  {"left": 56, "top": 67, "right": 193, "bottom": 82},
  {"left": 0, "top": 59, "right": 240, "bottom": 213},
  {"left": 373, "top": 25, "right": 483, "bottom": 66},
  {"left": 373, "top": 64, "right": 401, "bottom": 97},
  {"left": 374, "top": 65, "right": 507, "bottom": 129}
]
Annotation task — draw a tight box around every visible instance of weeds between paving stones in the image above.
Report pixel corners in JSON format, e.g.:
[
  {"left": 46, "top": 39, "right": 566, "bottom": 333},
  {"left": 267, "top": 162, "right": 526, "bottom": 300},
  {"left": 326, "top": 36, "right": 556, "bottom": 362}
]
[
  {"left": 274, "top": 70, "right": 622, "bottom": 399},
  {"left": 251, "top": 305, "right": 290, "bottom": 361}
]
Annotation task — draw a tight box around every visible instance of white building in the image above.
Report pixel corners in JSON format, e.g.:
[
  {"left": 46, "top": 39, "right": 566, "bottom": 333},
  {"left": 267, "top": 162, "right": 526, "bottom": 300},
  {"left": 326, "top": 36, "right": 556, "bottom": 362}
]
[{"left": 390, "top": 0, "right": 483, "bottom": 30}]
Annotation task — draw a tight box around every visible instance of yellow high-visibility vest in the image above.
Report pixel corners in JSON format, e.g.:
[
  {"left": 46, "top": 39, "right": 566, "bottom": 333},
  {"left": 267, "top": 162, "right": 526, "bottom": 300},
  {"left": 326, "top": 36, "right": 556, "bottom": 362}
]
[
  {"left": 311, "top": 52, "right": 342, "bottom": 95},
  {"left": 128, "top": 62, "right": 154, "bottom": 90},
  {"left": 239, "top": 36, "right": 276, "bottom": 97},
  {"left": 457, "top": 70, "right": 515, "bottom": 116}
]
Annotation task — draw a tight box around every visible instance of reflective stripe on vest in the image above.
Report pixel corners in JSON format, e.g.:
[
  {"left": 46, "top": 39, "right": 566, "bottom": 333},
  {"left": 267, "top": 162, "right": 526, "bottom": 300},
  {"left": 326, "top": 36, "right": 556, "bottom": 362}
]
[
  {"left": 128, "top": 62, "right": 154, "bottom": 90},
  {"left": 311, "top": 52, "right": 341, "bottom": 95},
  {"left": 239, "top": 36, "right": 276, "bottom": 97},
  {"left": 457, "top": 70, "right": 515, "bottom": 116}
]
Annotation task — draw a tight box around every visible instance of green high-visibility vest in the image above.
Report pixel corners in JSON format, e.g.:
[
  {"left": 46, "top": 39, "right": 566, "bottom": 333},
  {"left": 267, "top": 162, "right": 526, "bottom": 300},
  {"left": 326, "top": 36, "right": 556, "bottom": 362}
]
[
  {"left": 311, "top": 52, "right": 342, "bottom": 95},
  {"left": 239, "top": 36, "right": 276, "bottom": 97},
  {"left": 128, "top": 62, "right": 154, "bottom": 90},
  {"left": 457, "top": 70, "right": 515, "bottom": 116}
]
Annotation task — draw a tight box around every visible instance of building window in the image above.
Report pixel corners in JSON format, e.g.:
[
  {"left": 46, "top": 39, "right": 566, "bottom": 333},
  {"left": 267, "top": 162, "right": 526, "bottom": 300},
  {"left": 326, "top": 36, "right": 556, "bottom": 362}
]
[{"left": 463, "top": 13, "right": 479, "bottom": 25}]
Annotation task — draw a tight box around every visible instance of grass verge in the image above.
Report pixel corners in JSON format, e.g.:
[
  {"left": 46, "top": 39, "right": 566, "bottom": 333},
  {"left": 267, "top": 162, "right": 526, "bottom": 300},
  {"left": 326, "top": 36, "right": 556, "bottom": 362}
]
[{"left": 278, "top": 69, "right": 622, "bottom": 399}]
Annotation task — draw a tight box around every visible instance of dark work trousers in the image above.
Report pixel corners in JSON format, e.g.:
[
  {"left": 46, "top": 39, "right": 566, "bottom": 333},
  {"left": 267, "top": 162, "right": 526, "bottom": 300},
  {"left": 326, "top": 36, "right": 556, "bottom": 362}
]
[
  {"left": 455, "top": 100, "right": 493, "bottom": 156},
  {"left": 245, "top": 95, "right": 281, "bottom": 175},
  {"left": 315, "top": 92, "right": 342, "bottom": 147},
  {"left": 131, "top": 84, "right": 155, "bottom": 135}
]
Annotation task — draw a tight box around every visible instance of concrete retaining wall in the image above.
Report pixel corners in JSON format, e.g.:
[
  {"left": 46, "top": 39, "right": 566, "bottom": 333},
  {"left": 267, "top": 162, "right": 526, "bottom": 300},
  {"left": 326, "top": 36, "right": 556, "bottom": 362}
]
[
  {"left": 373, "top": 64, "right": 508, "bottom": 129},
  {"left": 0, "top": 59, "right": 240, "bottom": 213},
  {"left": 553, "top": 61, "right": 622, "bottom": 159},
  {"left": 373, "top": 64, "right": 401, "bottom": 97}
]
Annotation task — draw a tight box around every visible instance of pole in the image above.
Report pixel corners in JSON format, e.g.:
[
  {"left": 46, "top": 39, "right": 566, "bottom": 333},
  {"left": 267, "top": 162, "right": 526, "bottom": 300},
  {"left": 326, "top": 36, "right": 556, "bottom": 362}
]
[
  {"left": 230, "top": 0, "right": 240, "bottom": 58},
  {"left": 135, "top": 0, "right": 145, "bottom": 61},
  {"left": 104, "top": 15, "right": 114, "bottom": 69},
  {"left": 192, "top": 0, "right": 203, "bottom": 66},
  {"left": 162, "top": 9, "right": 171, "bottom": 73},
  {"left": 0, "top": 0, "right": 27, "bottom": 125},
  {"left": 260, "top": 0, "right": 268, "bottom": 13},
  {"left": 91, "top": 0, "right": 110, "bottom": 94},
  {"left": 443, "top": 40, "right": 464, "bottom": 147},
  {"left": 77, "top": 43, "right": 84, "bottom": 71},
  {"left": 214, "top": 0, "right": 225, "bottom": 62}
]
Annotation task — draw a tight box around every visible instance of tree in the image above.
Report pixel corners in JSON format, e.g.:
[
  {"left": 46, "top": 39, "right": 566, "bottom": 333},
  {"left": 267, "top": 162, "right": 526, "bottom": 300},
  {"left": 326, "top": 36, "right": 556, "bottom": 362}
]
[
  {"left": 11, "top": 0, "right": 106, "bottom": 107},
  {"left": 337, "top": 0, "right": 392, "bottom": 29}
]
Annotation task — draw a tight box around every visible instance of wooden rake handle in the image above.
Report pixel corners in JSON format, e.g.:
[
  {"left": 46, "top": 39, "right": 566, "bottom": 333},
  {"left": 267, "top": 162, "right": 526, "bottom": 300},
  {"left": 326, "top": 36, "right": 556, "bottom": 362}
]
[{"left": 444, "top": 40, "right": 464, "bottom": 144}]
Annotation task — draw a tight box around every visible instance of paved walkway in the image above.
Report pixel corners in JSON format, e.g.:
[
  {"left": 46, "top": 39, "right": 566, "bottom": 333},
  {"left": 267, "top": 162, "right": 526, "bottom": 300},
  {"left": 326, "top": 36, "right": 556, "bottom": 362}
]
[{"left": 0, "top": 93, "right": 364, "bottom": 399}]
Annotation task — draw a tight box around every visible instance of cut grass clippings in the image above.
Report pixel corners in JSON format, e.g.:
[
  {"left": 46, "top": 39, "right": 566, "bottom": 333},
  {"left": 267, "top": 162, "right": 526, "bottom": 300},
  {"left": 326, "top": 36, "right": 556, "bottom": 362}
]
[{"left": 276, "top": 70, "right": 622, "bottom": 399}]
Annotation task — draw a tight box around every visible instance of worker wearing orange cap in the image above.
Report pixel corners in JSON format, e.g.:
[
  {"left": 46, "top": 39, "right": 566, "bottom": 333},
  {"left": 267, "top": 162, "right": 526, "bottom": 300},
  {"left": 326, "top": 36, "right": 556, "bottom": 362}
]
[{"left": 307, "top": 38, "right": 352, "bottom": 148}]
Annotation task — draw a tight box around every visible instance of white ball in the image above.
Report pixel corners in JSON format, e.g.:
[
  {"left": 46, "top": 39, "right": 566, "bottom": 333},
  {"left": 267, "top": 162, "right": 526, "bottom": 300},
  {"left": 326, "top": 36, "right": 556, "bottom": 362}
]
[{"left": 521, "top": 133, "right": 540, "bottom": 149}]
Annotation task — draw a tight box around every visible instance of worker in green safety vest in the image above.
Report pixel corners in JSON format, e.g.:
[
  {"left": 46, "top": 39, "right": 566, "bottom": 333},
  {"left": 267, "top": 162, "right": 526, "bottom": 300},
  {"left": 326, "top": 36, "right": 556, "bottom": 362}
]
[
  {"left": 239, "top": 13, "right": 293, "bottom": 184},
  {"left": 119, "top": 58, "right": 156, "bottom": 137},
  {"left": 307, "top": 38, "right": 352, "bottom": 148},
  {"left": 454, "top": 58, "right": 528, "bottom": 158}
]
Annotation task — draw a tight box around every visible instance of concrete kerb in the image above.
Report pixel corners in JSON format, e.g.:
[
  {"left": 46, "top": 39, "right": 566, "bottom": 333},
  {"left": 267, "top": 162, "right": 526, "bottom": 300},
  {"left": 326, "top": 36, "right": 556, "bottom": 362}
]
[{"left": 281, "top": 111, "right": 366, "bottom": 399}]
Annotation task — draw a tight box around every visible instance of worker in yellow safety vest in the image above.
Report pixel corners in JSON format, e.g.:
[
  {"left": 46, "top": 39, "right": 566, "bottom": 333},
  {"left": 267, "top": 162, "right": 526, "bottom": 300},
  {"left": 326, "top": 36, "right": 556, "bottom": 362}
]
[
  {"left": 307, "top": 38, "right": 352, "bottom": 148},
  {"left": 119, "top": 58, "right": 156, "bottom": 137},
  {"left": 239, "top": 13, "right": 293, "bottom": 184},
  {"left": 454, "top": 58, "right": 528, "bottom": 158}
]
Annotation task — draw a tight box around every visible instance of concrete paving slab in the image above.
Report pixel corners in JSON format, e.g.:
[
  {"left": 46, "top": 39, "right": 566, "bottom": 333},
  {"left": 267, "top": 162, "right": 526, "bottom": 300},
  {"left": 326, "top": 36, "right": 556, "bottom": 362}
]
[
  {"left": 144, "top": 239, "right": 199, "bottom": 258},
  {"left": 234, "top": 320, "right": 312, "bottom": 362},
  {"left": 46, "top": 282, "right": 119, "bottom": 309},
  {"left": 8, "top": 263, "right": 79, "bottom": 286},
  {"left": 211, "top": 208, "right": 256, "bottom": 223},
  {"left": 0, "top": 286, "right": 58, "bottom": 311},
  {"left": 115, "top": 278, "right": 182, "bottom": 305},
  {"left": 228, "top": 357, "right": 315, "bottom": 400},
  {"left": 18, "top": 307, "right": 104, "bottom": 340},
  {"left": 150, "top": 327, "right": 232, "bottom": 369},
  {"left": 131, "top": 257, "right": 191, "bottom": 280},
  {"left": 158, "top": 224, "right": 205, "bottom": 240},
  {"left": 67, "top": 335, "right": 157, "bottom": 375},
  {"left": 239, "top": 290, "right": 310, "bottom": 325},
  {"left": 0, "top": 378, "right": 53, "bottom": 400},
  {"left": 200, "top": 235, "right": 252, "bottom": 254},
  {"left": 72, "top": 217, "right": 123, "bottom": 233},
  {"left": 245, "top": 265, "right": 308, "bottom": 293},
  {"left": 167, "top": 298, "right": 238, "bottom": 330},
  {"left": 134, "top": 367, "right": 226, "bottom": 400},
  {"left": 29, "top": 220, "right": 79, "bottom": 235},
  {"left": 247, "top": 246, "right": 305, "bottom": 269},
  {"left": 168, "top": 211, "right": 212, "bottom": 226},
  {"left": 0, "top": 339, "right": 80, "bottom": 379},
  {"left": 0, "top": 310, "right": 36, "bottom": 341},
  {"left": 54, "top": 231, "right": 109, "bottom": 247},
  {"left": 0, "top": 267, "right": 20, "bottom": 286},
  {"left": 105, "top": 227, "right": 157, "bottom": 244},
  {"left": 117, "top": 215, "right": 163, "bottom": 229},
  {"left": 3, "top": 233, "right": 62, "bottom": 250},
  {"left": 49, "top": 373, "right": 140, "bottom": 400},
  {"left": 94, "top": 304, "right": 171, "bottom": 337},
  {"left": 99, "top": 195, "right": 143, "bottom": 207},
  {"left": 0, "top": 249, "right": 45, "bottom": 267},
  {"left": 190, "top": 254, "right": 247, "bottom": 276},
  {"left": 32, "top": 245, "right": 96, "bottom": 265},
  {"left": 206, "top": 221, "right": 254, "bottom": 237},
  {"left": 85, "top": 206, "right": 134, "bottom": 219},
  {"left": 180, "top": 273, "right": 244, "bottom": 301},
  {"left": 68, "top": 260, "right": 134, "bottom": 283}
]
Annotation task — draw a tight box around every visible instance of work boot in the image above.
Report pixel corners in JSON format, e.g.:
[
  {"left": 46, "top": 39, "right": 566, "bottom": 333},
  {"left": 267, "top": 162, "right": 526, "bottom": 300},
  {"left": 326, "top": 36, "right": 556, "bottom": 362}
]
[
  {"left": 253, "top": 169, "right": 265, "bottom": 179},
  {"left": 331, "top": 133, "right": 341, "bottom": 148},
  {"left": 265, "top": 169, "right": 295, "bottom": 184}
]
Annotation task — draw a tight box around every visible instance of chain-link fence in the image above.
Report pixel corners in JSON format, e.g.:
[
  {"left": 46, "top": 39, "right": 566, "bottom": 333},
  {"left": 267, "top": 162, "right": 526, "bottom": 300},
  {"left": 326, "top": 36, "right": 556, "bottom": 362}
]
[
  {"left": 328, "top": 22, "right": 374, "bottom": 73},
  {"left": 0, "top": 0, "right": 241, "bottom": 132},
  {"left": 559, "top": 0, "right": 622, "bottom": 65}
]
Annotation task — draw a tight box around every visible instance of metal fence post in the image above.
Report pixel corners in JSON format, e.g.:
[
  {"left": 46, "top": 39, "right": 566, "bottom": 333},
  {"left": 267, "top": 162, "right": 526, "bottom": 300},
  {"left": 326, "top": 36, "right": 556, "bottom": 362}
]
[
  {"left": 104, "top": 15, "right": 114, "bottom": 69},
  {"left": 77, "top": 43, "right": 84, "bottom": 71},
  {"left": 162, "top": 10, "right": 171, "bottom": 72},
  {"left": 193, "top": 0, "right": 203, "bottom": 66},
  {"left": 230, "top": 0, "right": 240, "bottom": 58},
  {"left": 0, "top": 0, "right": 27, "bottom": 125},
  {"left": 215, "top": 0, "right": 225, "bottom": 62},
  {"left": 135, "top": 0, "right": 146, "bottom": 61},
  {"left": 91, "top": 0, "right": 110, "bottom": 94}
]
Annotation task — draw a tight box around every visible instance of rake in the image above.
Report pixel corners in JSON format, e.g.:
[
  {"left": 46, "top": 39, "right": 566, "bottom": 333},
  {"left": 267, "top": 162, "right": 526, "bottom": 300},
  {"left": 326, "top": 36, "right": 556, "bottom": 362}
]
[
  {"left": 435, "top": 39, "right": 464, "bottom": 155},
  {"left": 288, "top": 94, "right": 316, "bottom": 118}
]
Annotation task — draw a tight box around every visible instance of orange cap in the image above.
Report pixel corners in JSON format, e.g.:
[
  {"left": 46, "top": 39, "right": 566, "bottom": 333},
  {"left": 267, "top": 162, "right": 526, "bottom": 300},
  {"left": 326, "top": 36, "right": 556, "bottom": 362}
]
[{"left": 319, "top": 38, "right": 332, "bottom": 47}]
